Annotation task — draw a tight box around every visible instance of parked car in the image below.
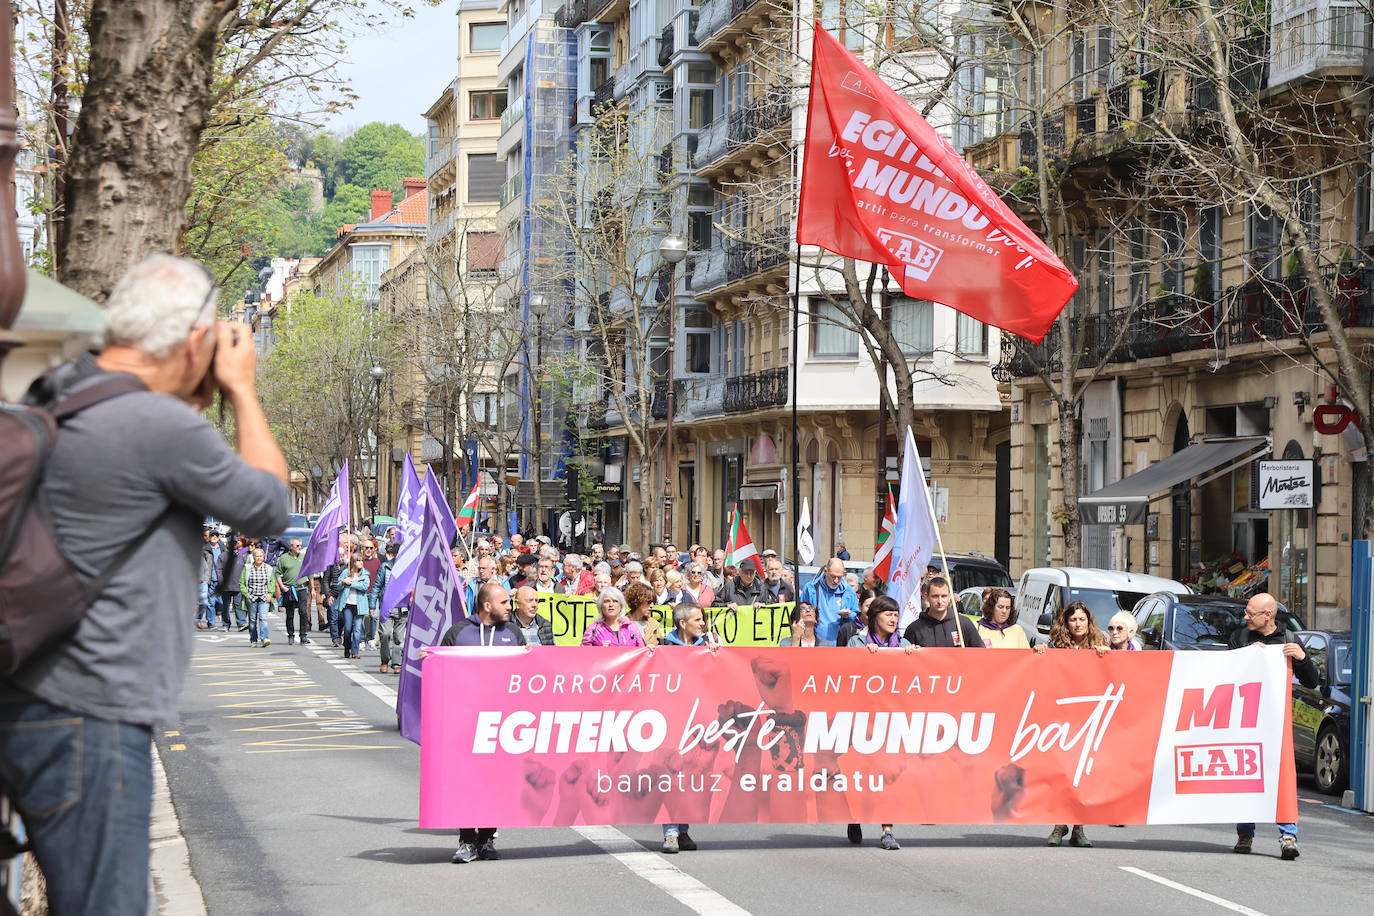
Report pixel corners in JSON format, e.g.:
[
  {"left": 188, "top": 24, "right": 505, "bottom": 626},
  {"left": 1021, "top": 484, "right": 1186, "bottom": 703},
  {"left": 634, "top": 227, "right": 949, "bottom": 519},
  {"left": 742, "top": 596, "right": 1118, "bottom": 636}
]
[
  {"left": 1291, "top": 630, "right": 1353, "bottom": 795},
  {"left": 938, "top": 552, "right": 1014, "bottom": 594},
  {"left": 1132, "top": 592, "right": 1304, "bottom": 651},
  {"left": 958, "top": 586, "right": 1034, "bottom": 645},
  {"left": 306, "top": 513, "right": 321, "bottom": 528},
  {"left": 286, "top": 513, "right": 309, "bottom": 530},
  {"left": 1018, "top": 567, "right": 1190, "bottom": 638}
]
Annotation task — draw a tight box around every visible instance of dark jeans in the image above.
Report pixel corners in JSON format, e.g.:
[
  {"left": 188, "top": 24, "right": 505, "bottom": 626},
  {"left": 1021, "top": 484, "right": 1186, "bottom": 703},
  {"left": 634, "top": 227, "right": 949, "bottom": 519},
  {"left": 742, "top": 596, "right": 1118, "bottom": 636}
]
[
  {"left": 281, "top": 588, "right": 309, "bottom": 639},
  {"left": 326, "top": 597, "right": 342, "bottom": 642},
  {"left": 0, "top": 691, "right": 153, "bottom": 916},
  {"left": 219, "top": 591, "right": 247, "bottom": 627},
  {"left": 459, "top": 827, "right": 496, "bottom": 845}
]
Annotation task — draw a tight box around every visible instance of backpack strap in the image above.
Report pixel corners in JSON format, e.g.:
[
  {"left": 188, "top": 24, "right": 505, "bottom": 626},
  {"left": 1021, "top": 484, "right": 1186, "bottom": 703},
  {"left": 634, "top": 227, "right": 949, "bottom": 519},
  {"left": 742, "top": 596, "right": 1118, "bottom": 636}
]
[{"left": 49, "top": 374, "right": 148, "bottom": 421}]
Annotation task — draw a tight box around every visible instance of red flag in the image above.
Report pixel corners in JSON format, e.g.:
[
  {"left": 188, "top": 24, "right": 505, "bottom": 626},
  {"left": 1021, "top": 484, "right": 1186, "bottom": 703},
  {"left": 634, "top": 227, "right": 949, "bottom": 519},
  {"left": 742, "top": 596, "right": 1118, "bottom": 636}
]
[
  {"left": 872, "top": 484, "right": 897, "bottom": 581},
  {"left": 797, "top": 26, "right": 1076, "bottom": 343}
]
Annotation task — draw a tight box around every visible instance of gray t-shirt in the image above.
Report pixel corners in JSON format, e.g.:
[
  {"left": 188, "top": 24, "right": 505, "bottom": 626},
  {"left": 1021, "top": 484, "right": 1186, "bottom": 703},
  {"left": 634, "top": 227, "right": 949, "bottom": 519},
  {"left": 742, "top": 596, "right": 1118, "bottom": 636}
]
[{"left": 5, "top": 358, "right": 288, "bottom": 725}]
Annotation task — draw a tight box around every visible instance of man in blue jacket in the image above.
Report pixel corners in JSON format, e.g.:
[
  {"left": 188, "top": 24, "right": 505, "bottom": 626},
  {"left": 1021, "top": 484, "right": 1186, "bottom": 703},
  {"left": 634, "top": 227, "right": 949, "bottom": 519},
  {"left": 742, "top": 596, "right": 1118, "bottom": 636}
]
[{"left": 799, "top": 557, "right": 858, "bottom": 645}]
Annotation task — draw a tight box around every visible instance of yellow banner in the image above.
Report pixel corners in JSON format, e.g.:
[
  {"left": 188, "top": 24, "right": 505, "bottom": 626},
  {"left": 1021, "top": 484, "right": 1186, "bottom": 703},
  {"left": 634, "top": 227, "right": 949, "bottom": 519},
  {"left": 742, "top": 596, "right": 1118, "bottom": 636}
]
[{"left": 535, "top": 594, "right": 795, "bottom": 646}]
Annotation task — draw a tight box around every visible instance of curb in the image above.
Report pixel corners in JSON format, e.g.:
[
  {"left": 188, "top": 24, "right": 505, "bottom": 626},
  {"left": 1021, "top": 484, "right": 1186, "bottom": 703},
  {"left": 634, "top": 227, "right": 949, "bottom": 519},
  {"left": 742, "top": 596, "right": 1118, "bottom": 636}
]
[{"left": 148, "top": 744, "right": 208, "bottom": 916}]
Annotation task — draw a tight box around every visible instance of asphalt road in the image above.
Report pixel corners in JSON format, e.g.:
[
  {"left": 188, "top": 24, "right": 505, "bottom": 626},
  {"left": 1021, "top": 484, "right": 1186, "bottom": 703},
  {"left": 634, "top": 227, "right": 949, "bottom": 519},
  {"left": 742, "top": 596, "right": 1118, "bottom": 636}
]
[{"left": 157, "top": 628, "right": 1374, "bottom": 915}]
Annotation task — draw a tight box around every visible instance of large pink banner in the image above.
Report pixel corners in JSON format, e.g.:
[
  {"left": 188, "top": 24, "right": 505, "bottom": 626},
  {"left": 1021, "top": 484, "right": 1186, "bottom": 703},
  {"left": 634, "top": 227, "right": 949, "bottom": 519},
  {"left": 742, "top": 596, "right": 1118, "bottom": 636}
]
[{"left": 418, "top": 646, "right": 1296, "bottom": 828}]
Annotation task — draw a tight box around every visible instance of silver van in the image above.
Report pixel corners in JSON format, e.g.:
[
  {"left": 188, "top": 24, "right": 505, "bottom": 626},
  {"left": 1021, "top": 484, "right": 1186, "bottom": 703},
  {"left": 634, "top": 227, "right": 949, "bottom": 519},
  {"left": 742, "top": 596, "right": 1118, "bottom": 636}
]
[{"left": 1017, "top": 567, "right": 1191, "bottom": 639}]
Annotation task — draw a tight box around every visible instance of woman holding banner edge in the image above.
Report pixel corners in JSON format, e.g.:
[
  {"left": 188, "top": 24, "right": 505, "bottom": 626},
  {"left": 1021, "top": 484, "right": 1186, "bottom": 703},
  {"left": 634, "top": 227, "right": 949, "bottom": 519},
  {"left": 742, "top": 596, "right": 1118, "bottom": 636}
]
[
  {"left": 581, "top": 587, "right": 645, "bottom": 647},
  {"left": 659, "top": 601, "right": 720, "bottom": 853},
  {"left": 1036, "top": 600, "right": 1107, "bottom": 848}
]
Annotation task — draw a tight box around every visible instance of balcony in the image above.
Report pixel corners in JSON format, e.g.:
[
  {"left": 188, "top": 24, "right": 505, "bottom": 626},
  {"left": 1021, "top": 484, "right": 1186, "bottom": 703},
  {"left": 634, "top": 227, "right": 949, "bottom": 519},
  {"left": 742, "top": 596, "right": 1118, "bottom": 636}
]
[
  {"left": 554, "top": 0, "right": 589, "bottom": 29},
  {"left": 695, "top": 0, "right": 728, "bottom": 44},
  {"left": 614, "top": 62, "right": 631, "bottom": 101},
  {"left": 658, "top": 23, "right": 674, "bottom": 68},
  {"left": 426, "top": 210, "right": 455, "bottom": 246},
  {"left": 726, "top": 90, "right": 789, "bottom": 146},
  {"left": 991, "top": 266, "right": 1374, "bottom": 381},
  {"left": 701, "top": 0, "right": 772, "bottom": 52},
  {"left": 500, "top": 95, "right": 525, "bottom": 135},
  {"left": 690, "top": 244, "right": 728, "bottom": 293},
  {"left": 1190, "top": 35, "right": 1270, "bottom": 112},
  {"left": 592, "top": 77, "right": 615, "bottom": 110},
  {"left": 426, "top": 139, "right": 454, "bottom": 180},
  {"left": 1270, "top": 1, "right": 1369, "bottom": 87},
  {"left": 650, "top": 379, "right": 684, "bottom": 419},
  {"left": 499, "top": 173, "right": 523, "bottom": 208},
  {"left": 724, "top": 227, "right": 789, "bottom": 285},
  {"left": 656, "top": 143, "right": 673, "bottom": 181},
  {"left": 693, "top": 119, "right": 727, "bottom": 167},
  {"left": 724, "top": 367, "right": 788, "bottom": 413}
]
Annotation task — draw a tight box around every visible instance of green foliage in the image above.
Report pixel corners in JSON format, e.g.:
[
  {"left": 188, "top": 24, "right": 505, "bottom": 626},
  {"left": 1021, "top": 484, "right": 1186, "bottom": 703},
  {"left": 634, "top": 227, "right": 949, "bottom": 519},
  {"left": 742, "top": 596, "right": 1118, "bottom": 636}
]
[{"left": 340, "top": 123, "right": 425, "bottom": 196}]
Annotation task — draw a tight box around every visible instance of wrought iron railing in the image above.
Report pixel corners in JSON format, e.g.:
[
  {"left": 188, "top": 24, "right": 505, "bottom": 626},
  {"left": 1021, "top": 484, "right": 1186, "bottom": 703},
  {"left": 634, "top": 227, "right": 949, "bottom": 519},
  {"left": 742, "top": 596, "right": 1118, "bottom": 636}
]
[
  {"left": 658, "top": 24, "right": 674, "bottom": 67},
  {"left": 726, "top": 89, "right": 790, "bottom": 147},
  {"left": 555, "top": 0, "right": 590, "bottom": 29},
  {"left": 1018, "top": 110, "right": 1065, "bottom": 168},
  {"left": 724, "top": 227, "right": 789, "bottom": 284},
  {"left": 724, "top": 367, "right": 788, "bottom": 413},
  {"left": 650, "top": 379, "right": 686, "bottom": 420},
  {"left": 592, "top": 78, "right": 615, "bottom": 110},
  {"left": 992, "top": 267, "right": 1374, "bottom": 381}
]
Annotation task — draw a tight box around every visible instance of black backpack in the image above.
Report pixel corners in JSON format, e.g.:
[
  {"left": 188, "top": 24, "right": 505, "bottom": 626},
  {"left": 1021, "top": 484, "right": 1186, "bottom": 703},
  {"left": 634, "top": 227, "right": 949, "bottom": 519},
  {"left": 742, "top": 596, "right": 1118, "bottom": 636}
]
[{"left": 0, "top": 375, "right": 159, "bottom": 673}]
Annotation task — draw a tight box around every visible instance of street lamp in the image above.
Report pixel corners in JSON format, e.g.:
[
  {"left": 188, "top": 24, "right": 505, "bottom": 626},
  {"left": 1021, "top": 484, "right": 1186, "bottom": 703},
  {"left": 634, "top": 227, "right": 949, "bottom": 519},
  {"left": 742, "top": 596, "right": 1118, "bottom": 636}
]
[
  {"left": 370, "top": 364, "right": 384, "bottom": 519},
  {"left": 657, "top": 234, "right": 688, "bottom": 544},
  {"left": 529, "top": 293, "right": 548, "bottom": 539}
]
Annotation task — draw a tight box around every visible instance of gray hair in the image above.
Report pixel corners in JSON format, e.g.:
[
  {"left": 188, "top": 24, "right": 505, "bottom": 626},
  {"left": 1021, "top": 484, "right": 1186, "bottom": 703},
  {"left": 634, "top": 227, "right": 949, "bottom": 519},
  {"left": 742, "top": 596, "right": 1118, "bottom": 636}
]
[
  {"left": 597, "top": 587, "right": 627, "bottom": 617},
  {"left": 672, "top": 601, "right": 703, "bottom": 630},
  {"left": 687, "top": 561, "right": 706, "bottom": 575},
  {"left": 593, "top": 561, "right": 611, "bottom": 576},
  {"left": 624, "top": 561, "right": 643, "bottom": 574},
  {"left": 565, "top": 554, "right": 585, "bottom": 570},
  {"left": 103, "top": 254, "right": 217, "bottom": 358},
  {"left": 540, "top": 545, "right": 559, "bottom": 561}
]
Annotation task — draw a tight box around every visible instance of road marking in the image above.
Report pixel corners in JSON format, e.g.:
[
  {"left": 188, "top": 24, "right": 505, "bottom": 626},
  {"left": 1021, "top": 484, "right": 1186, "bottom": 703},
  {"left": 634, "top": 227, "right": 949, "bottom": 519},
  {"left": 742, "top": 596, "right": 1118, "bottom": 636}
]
[
  {"left": 169, "top": 744, "right": 186, "bottom": 751},
  {"left": 308, "top": 646, "right": 399, "bottom": 707},
  {"left": 573, "top": 826, "right": 751, "bottom": 916},
  {"left": 165, "top": 731, "right": 180, "bottom": 736},
  {"left": 1120, "top": 867, "right": 1267, "bottom": 915}
]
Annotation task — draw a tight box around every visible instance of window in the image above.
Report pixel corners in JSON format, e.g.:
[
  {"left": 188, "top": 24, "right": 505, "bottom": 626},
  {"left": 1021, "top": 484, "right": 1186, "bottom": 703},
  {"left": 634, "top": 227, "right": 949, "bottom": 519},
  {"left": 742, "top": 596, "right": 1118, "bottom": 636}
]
[
  {"left": 1246, "top": 203, "right": 1281, "bottom": 279},
  {"left": 468, "top": 154, "right": 502, "bottom": 203},
  {"left": 470, "top": 22, "right": 507, "bottom": 52},
  {"left": 890, "top": 297, "right": 934, "bottom": 355},
  {"left": 1128, "top": 222, "right": 1148, "bottom": 309},
  {"left": 1295, "top": 176, "right": 1321, "bottom": 244},
  {"left": 428, "top": 122, "right": 442, "bottom": 157},
  {"left": 685, "top": 308, "right": 713, "bottom": 373},
  {"left": 1094, "top": 232, "right": 1114, "bottom": 313},
  {"left": 1159, "top": 210, "right": 1186, "bottom": 295},
  {"left": 350, "top": 245, "right": 389, "bottom": 302},
  {"left": 466, "top": 232, "right": 502, "bottom": 278},
  {"left": 688, "top": 88, "right": 714, "bottom": 129},
  {"left": 1199, "top": 206, "right": 1222, "bottom": 299},
  {"left": 729, "top": 319, "right": 745, "bottom": 373},
  {"left": 473, "top": 392, "right": 499, "bottom": 428},
  {"left": 956, "top": 313, "right": 987, "bottom": 356},
  {"left": 810, "top": 298, "right": 859, "bottom": 357},
  {"left": 470, "top": 90, "right": 508, "bottom": 120}
]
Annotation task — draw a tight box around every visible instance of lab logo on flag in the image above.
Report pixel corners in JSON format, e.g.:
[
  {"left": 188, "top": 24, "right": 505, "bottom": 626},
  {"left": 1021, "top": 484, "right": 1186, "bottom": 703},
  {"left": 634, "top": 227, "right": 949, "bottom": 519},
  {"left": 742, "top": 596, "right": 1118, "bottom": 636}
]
[{"left": 876, "top": 229, "right": 944, "bottom": 281}]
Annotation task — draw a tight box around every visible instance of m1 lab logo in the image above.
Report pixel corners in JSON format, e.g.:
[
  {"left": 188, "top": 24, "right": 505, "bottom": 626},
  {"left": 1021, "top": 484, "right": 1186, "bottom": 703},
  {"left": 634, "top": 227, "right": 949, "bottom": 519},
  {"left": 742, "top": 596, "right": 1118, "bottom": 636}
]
[
  {"left": 1172, "top": 682, "right": 1265, "bottom": 794},
  {"left": 875, "top": 229, "right": 944, "bottom": 281}
]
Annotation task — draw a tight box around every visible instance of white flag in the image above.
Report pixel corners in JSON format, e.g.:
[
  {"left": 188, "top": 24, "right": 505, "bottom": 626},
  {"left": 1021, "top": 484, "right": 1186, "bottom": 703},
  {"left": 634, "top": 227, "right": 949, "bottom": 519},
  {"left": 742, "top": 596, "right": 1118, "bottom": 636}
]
[
  {"left": 891, "top": 429, "right": 940, "bottom": 631},
  {"left": 797, "top": 497, "right": 816, "bottom": 565}
]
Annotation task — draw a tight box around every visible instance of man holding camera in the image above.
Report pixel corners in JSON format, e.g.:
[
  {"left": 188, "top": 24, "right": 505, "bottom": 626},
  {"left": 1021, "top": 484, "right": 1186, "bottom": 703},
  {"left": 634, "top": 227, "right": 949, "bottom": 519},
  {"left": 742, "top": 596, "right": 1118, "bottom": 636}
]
[{"left": 0, "top": 254, "right": 288, "bottom": 916}]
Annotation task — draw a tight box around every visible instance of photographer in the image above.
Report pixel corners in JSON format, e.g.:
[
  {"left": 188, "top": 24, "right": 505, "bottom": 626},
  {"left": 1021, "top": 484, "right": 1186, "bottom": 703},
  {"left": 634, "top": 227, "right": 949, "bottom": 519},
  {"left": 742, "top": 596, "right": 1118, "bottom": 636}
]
[{"left": 0, "top": 254, "right": 288, "bottom": 916}]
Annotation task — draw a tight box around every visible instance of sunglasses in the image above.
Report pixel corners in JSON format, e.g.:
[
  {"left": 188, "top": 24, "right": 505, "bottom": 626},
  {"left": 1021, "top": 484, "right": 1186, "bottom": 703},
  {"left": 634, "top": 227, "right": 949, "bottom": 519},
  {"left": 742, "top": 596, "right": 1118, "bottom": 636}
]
[{"left": 1107, "top": 625, "right": 1127, "bottom": 631}]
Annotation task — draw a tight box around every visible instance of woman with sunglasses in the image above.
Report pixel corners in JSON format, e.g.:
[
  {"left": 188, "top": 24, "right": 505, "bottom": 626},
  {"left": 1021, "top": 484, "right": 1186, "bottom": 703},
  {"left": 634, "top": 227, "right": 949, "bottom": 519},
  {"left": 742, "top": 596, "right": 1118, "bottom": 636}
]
[
  {"left": 1105, "top": 611, "right": 1140, "bottom": 650},
  {"left": 681, "top": 561, "right": 715, "bottom": 607}
]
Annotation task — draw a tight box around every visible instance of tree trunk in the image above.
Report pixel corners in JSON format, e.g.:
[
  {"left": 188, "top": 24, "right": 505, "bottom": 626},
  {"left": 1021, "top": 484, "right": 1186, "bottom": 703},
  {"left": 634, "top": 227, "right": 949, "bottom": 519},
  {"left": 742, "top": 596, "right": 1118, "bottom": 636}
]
[
  {"left": 638, "top": 453, "right": 654, "bottom": 548},
  {"left": 1057, "top": 390, "right": 1082, "bottom": 567},
  {"left": 62, "top": 1, "right": 233, "bottom": 300}
]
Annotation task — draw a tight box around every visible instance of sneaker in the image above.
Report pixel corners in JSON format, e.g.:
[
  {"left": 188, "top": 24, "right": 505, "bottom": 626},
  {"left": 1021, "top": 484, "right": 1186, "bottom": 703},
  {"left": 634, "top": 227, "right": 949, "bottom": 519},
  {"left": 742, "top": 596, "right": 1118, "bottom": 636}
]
[
  {"left": 1233, "top": 834, "right": 1253, "bottom": 854},
  {"left": 1047, "top": 825, "right": 1067, "bottom": 847},
  {"left": 661, "top": 835, "right": 679, "bottom": 854},
  {"left": 1068, "top": 827, "right": 1091, "bottom": 848},
  {"left": 677, "top": 832, "right": 696, "bottom": 852},
  {"left": 261, "top": 638, "right": 270, "bottom": 648},
  {"left": 1280, "top": 836, "right": 1299, "bottom": 860},
  {"left": 451, "top": 842, "right": 476, "bottom": 864},
  {"left": 332, "top": 638, "right": 341, "bottom": 647},
  {"left": 477, "top": 839, "right": 500, "bottom": 860},
  {"left": 287, "top": 636, "right": 296, "bottom": 645},
  {"left": 846, "top": 824, "right": 863, "bottom": 845},
  {"left": 879, "top": 831, "right": 900, "bottom": 851},
  {"left": 249, "top": 640, "right": 259, "bottom": 648},
  {"left": 239, "top": 625, "right": 250, "bottom": 632},
  {"left": 300, "top": 637, "right": 311, "bottom": 645}
]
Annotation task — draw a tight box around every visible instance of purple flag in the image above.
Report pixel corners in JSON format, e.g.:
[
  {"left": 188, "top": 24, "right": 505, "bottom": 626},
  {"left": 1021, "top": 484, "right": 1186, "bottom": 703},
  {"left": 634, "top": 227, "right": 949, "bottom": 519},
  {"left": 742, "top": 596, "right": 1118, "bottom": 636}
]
[
  {"left": 299, "top": 460, "right": 350, "bottom": 577},
  {"left": 380, "top": 454, "right": 425, "bottom": 620},
  {"left": 397, "top": 498, "right": 467, "bottom": 744},
  {"left": 423, "top": 467, "right": 458, "bottom": 547}
]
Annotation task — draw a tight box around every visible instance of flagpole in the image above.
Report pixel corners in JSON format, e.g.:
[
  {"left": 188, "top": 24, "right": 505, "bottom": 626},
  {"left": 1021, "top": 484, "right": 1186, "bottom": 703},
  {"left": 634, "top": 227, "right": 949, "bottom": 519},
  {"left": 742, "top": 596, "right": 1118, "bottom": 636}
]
[{"left": 790, "top": 136, "right": 802, "bottom": 582}]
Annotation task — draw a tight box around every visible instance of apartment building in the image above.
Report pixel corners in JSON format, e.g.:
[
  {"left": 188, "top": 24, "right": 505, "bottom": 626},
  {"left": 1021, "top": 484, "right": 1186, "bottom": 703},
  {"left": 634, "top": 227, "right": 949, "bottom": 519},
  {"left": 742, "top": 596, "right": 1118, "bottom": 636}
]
[{"left": 964, "top": 2, "right": 1373, "bottom": 624}]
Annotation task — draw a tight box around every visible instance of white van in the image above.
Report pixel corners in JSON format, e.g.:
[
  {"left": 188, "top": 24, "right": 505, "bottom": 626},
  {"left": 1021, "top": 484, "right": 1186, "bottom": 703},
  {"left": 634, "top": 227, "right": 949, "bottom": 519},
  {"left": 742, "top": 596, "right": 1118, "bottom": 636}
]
[{"left": 1017, "top": 567, "right": 1190, "bottom": 639}]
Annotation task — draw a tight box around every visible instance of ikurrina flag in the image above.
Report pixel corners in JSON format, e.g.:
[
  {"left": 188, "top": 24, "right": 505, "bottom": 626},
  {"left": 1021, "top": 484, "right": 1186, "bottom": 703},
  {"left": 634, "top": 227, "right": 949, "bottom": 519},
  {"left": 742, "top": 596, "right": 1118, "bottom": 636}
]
[
  {"left": 872, "top": 484, "right": 897, "bottom": 581},
  {"left": 455, "top": 474, "right": 481, "bottom": 530},
  {"left": 797, "top": 26, "right": 1076, "bottom": 343},
  {"left": 725, "top": 504, "right": 758, "bottom": 566}
]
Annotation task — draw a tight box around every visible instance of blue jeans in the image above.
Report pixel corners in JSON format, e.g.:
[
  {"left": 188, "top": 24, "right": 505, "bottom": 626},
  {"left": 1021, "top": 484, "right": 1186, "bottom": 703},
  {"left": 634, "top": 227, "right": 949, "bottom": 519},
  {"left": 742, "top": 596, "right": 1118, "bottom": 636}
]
[
  {"left": 247, "top": 599, "right": 270, "bottom": 643},
  {"left": 327, "top": 598, "right": 342, "bottom": 642},
  {"left": 663, "top": 823, "right": 689, "bottom": 838},
  {"left": 1236, "top": 822, "right": 1297, "bottom": 839},
  {"left": 0, "top": 691, "right": 153, "bottom": 916},
  {"left": 342, "top": 602, "right": 364, "bottom": 655},
  {"left": 197, "top": 586, "right": 221, "bottom": 627},
  {"left": 220, "top": 592, "right": 247, "bottom": 627}
]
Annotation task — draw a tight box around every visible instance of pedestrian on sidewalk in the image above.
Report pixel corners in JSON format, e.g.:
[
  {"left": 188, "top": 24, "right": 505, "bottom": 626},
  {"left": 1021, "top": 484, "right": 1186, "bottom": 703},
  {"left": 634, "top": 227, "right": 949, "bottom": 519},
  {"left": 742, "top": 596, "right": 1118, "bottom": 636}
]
[
  {"left": 1229, "top": 592, "right": 1318, "bottom": 860},
  {"left": 217, "top": 533, "right": 249, "bottom": 631},
  {"left": 239, "top": 547, "right": 278, "bottom": 647},
  {"left": 0, "top": 254, "right": 288, "bottom": 916}
]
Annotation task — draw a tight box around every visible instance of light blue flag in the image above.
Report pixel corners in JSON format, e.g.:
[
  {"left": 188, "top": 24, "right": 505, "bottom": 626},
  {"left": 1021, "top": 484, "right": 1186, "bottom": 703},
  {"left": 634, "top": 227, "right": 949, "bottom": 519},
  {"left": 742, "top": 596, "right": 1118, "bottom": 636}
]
[{"left": 890, "top": 429, "right": 940, "bottom": 631}]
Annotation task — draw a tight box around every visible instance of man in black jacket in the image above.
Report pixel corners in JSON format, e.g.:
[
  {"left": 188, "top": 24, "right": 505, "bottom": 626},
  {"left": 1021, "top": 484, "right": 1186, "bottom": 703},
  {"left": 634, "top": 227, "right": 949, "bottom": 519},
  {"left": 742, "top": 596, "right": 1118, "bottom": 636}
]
[
  {"left": 1229, "top": 592, "right": 1317, "bottom": 861},
  {"left": 721, "top": 559, "right": 769, "bottom": 608},
  {"left": 902, "top": 576, "right": 982, "bottom": 648}
]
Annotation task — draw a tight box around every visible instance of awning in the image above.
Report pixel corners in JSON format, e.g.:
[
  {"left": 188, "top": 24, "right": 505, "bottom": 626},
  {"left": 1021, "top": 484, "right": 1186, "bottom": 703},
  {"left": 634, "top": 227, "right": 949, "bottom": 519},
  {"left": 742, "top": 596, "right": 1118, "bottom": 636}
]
[
  {"left": 739, "top": 483, "right": 779, "bottom": 501},
  {"left": 1079, "top": 436, "right": 1271, "bottom": 525}
]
